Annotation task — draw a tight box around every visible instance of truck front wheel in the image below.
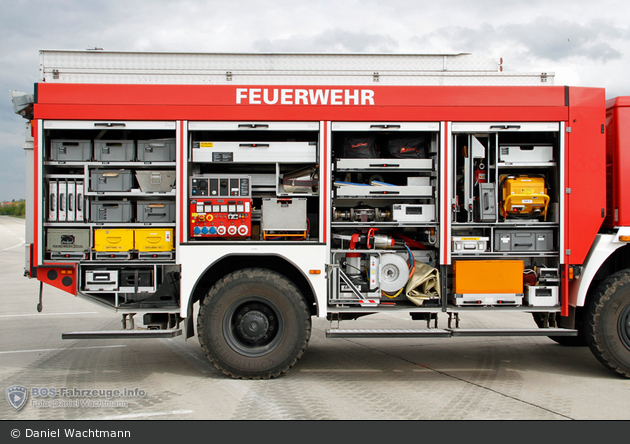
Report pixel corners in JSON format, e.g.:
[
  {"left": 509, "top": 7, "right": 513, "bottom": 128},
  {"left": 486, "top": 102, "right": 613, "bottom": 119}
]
[
  {"left": 586, "top": 269, "right": 630, "bottom": 378},
  {"left": 197, "top": 268, "right": 311, "bottom": 379}
]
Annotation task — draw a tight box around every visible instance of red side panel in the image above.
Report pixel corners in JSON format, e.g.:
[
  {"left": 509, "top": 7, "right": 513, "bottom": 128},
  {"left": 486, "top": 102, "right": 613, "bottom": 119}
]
[
  {"left": 604, "top": 97, "right": 630, "bottom": 229},
  {"left": 565, "top": 87, "right": 607, "bottom": 264},
  {"left": 37, "top": 264, "right": 78, "bottom": 295},
  {"left": 33, "top": 84, "right": 568, "bottom": 122}
]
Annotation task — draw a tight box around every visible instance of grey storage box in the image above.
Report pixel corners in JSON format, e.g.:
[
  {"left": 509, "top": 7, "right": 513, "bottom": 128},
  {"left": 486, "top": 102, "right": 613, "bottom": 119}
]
[
  {"left": 46, "top": 228, "right": 90, "bottom": 260},
  {"left": 136, "top": 201, "right": 175, "bottom": 223},
  {"left": 137, "top": 138, "right": 176, "bottom": 162},
  {"left": 494, "top": 229, "right": 554, "bottom": 252},
  {"left": 135, "top": 171, "right": 176, "bottom": 193},
  {"left": 50, "top": 140, "right": 92, "bottom": 161},
  {"left": 90, "top": 169, "right": 133, "bottom": 192},
  {"left": 94, "top": 140, "right": 135, "bottom": 162},
  {"left": 90, "top": 201, "right": 133, "bottom": 223}
]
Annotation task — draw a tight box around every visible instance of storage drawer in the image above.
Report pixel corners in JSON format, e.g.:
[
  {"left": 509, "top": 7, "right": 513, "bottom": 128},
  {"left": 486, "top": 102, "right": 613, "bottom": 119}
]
[
  {"left": 90, "top": 169, "right": 133, "bottom": 192},
  {"left": 335, "top": 184, "right": 433, "bottom": 198},
  {"left": 526, "top": 286, "right": 559, "bottom": 307},
  {"left": 84, "top": 270, "right": 118, "bottom": 291},
  {"left": 94, "top": 140, "right": 135, "bottom": 162},
  {"left": 137, "top": 138, "right": 176, "bottom": 162},
  {"left": 499, "top": 144, "right": 554, "bottom": 163},
  {"left": 50, "top": 140, "right": 92, "bottom": 161},
  {"left": 192, "top": 141, "right": 317, "bottom": 163},
  {"left": 336, "top": 158, "right": 433, "bottom": 170},
  {"left": 494, "top": 229, "right": 554, "bottom": 252},
  {"left": 392, "top": 204, "right": 435, "bottom": 222},
  {"left": 93, "top": 228, "right": 134, "bottom": 252},
  {"left": 452, "top": 294, "right": 523, "bottom": 306},
  {"left": 90, "top": 201, "right": 133, "bottom": 223},
  {"left": 135, "top": 171, "right": 176, "bottom": 193},
  {"left": 136, "top": 201, "right": 175, "bottom": 223}
]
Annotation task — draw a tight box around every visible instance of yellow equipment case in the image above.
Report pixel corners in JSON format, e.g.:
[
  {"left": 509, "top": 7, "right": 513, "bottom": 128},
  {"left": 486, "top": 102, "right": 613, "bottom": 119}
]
[
  {"left": 134, "top": 228, "right": 174, "bottom": 260},
  {"left": 500, "top": 175, "right": 550, "bottom": 220}
]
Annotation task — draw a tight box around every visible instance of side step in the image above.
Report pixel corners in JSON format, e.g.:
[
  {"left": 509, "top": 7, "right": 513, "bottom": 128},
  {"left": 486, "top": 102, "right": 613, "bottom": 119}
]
[
  {"left": 325, "top": 328, "right": 577, "bottom": 338},
  {"left": 62, "top": 329, "right": 182, "bottom": 339}
]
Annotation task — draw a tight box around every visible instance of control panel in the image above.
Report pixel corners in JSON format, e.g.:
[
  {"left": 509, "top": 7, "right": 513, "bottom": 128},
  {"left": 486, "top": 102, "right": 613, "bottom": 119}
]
[{"left": 189, "top": 175, "right": 252, "bottom": 238}]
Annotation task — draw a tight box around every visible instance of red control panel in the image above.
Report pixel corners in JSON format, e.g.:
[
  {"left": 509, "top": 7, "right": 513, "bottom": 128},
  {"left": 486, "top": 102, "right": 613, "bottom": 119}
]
[{"left": 190, "top": 198, "right": 252, "bottom": 238}]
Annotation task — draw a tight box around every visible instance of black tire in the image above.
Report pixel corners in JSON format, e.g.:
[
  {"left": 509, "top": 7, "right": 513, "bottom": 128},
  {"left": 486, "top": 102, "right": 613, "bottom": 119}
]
[
  {"left": 197, "top": 268, "right": 311, "bottom": 379},
  {"left": 585, "top": 269, "right": 630, "bottom": 378},
  {"left": 532, "top": 310, "right": 588, "bottom": 347}
]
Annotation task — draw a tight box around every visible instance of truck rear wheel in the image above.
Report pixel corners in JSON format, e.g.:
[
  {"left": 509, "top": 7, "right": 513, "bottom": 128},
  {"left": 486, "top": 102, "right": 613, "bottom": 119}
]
[
  {"left": 585, "top": 270, "right": 630, "bottom": 378},
  {"left": 197, "top": 268, "right": 311, "bottom": 379}
]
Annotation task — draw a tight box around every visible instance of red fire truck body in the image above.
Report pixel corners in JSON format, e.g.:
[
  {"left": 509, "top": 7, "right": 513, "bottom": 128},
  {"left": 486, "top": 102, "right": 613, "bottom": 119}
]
[{"left": 11, "top": 51, "right": 630, "bottom": 379}]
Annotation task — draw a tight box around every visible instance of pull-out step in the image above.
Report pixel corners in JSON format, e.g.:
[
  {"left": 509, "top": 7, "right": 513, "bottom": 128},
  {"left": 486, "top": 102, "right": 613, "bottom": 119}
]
[
  {"left": 62, "top": 329, "right": 182, "bottom": 339},
  {"left": 325, "top": 328, "right": 577, "bottom": 339}
]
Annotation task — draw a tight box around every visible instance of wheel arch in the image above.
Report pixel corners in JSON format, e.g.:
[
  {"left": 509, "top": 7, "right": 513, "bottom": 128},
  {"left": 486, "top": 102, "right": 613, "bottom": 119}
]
[
  {"left": 573, "top": 232, "right": 630, "bottom": 308},
  {"left": 185, "top": 254, "right": 319, "bottom": 333}
]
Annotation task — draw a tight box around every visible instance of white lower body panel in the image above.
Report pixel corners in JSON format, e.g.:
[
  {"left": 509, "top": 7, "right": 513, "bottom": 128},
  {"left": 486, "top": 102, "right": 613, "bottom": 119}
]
[{"left": 178, "top": 243, "right": 328, "bottom": 318}]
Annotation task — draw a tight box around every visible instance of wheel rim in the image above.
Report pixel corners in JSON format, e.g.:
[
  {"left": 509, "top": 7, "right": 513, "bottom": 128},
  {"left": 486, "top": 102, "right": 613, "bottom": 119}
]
[
  {"left": 223, "top": 296, "right": 284, "bottom": 357},
  {"left": 618, "top": 303, "right": 630, "bottom": 351}
]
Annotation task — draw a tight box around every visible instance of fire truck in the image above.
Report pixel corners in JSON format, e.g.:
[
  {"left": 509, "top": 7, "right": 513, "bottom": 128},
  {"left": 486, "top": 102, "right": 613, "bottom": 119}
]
[{"left": 10, "top": 50, "right": 630, "bottom": 379}]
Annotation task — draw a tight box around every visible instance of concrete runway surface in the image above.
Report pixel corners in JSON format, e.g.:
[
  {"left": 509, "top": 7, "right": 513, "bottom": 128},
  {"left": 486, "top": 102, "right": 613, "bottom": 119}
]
[{"left": 1, "top": 216, "right": 629, "bottom": 421}]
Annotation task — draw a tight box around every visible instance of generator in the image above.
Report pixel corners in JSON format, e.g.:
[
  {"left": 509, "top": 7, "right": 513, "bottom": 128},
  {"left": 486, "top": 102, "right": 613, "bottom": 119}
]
[{"left": 500, "top": 175, "right": 550, "bottom": 220}]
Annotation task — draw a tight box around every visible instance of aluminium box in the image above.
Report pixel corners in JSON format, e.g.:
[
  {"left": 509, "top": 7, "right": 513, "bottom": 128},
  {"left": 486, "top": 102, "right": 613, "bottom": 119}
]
[
  {"left": 94, "top": 140, "right": 135, "bottom": 162},
  {"left": 135, "top": 171, "right": 176, "bottom": 193},
  {"left": 50, "top": 140, "right": 92, "bottom": 161},
  {"left": 137, "top": 138, "right": 176, "bottom": 162},
  {"left": 261, "top": 198, "right": 307, "bottom": 232}
]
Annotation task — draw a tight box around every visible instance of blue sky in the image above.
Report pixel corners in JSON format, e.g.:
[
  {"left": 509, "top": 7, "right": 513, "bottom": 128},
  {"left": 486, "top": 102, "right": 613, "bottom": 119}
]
[{"left": 2, "top": 0, "right": 629, "bottom": 201}]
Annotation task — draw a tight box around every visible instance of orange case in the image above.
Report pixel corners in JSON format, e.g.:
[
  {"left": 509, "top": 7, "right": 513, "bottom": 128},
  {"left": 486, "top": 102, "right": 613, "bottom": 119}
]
[{"left": 453, "top": 260, "right": 524, "bottom": 294}]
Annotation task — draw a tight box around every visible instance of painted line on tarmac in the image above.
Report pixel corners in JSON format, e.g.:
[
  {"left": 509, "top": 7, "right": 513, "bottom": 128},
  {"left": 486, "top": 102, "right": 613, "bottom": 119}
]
[
  {"left": 81, "top": 409, "right": 194, "bottom": 420},
  {"left": 0, "top": 311, "right": 100, "bottom": 318},
  {"left": 0, "top": 345, "right": 126, "bottom": 354},
  {"left": 0, "top": 241, "right": 25, "bottom": 251}
]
